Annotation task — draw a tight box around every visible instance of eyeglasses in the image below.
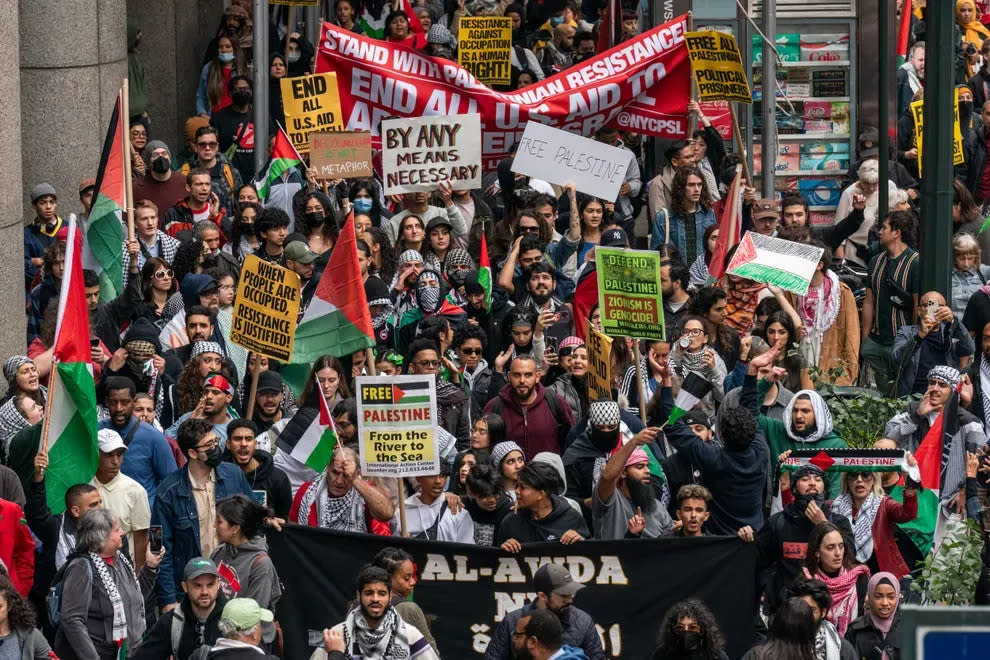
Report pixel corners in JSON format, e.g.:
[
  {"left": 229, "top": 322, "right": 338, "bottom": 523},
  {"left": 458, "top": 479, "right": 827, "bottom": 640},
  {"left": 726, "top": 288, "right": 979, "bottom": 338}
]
[
  {"left": 518, "top": 225, "right": 540, "bottom": 234},
  {"left": 197, "top": 141, "right": 219, "bottom": 149},
  {"left": 415, "top": 360, "right": 441, "bottom": 368},
  {"left": 683, "top": 328, "right": 705, "bottom": 336},
  {"left": 461, "top": 348, "right": 482, "bottom": 355},
  {"left": 196, "top": 440, "right": 218, "bottom": 452},
  {"left": 154, "top": 269, "right": 174, "bottom": 280}
]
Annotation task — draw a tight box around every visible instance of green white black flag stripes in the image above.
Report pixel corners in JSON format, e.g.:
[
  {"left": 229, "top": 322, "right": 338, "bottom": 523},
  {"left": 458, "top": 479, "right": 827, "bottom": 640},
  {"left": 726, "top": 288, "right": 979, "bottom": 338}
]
[
  {"left": 726, "top": 231, "right": 825, "bottom": 296},
  {"left": 667, "top": 373, "right": 713, "bottom": 425}
]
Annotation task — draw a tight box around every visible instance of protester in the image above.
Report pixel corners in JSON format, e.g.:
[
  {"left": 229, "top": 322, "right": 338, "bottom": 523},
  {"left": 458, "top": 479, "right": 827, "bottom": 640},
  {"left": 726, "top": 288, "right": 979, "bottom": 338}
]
[
  {"left": 844, "top": 572, "right": 902, "bottom": 659},
  {"left": 90, "top": 428, "right": 152, "bottom": 570},
  {"left": 289, "top": 447, "right": 394, "bottom": 533},
  {"left": 369, "top": 547, "right": 439, "bottom": 654},
  {"left": 207, "top": 598, "right": 279, "bottom": 659},
  {"left": 649, "top": 599, "right": 728, "bottom": 660},
  {"left": 0, "top": 576, "right": 52, "bottom": 658}
]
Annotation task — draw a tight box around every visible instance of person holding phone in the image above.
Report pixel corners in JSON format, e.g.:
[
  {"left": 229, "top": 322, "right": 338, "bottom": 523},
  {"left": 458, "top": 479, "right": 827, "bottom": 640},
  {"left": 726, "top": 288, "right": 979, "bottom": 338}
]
[
  {"left": 90, "top": 429, "right": 153, "bottom": 571},
  {"left": 891, "top": 290, "right": 975, "bottom": 396}
]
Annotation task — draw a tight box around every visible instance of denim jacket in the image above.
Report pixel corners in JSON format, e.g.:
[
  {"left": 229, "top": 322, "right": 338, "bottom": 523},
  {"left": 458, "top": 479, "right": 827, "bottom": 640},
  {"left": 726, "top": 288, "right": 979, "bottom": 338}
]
[
  {"left": 649, "top": 207, "right": 717, "bottom": 261},
  {"left": 152, "top": 462, "right": 252, "bottom": 605}
]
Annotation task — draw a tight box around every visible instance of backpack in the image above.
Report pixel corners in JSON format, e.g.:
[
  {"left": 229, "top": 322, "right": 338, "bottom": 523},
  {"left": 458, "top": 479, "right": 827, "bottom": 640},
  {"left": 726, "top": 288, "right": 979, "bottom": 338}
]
[
  {"left": 413, "top": 500, "right": 449, "bottom": 540},
  {"left": 488, "top": 390, "right": 569, "bottom": 446},
  {"left": 171, "top": 605, "right": 213, "bottom": 660},
  {"left": 47, "top": 553, "right": 93, "bottom": 628}
]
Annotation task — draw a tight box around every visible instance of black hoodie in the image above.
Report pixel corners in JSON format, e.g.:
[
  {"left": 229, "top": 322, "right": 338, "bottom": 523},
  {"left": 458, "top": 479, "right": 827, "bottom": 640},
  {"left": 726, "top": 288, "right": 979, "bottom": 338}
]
[
  {"left": 133, "top": 592, "right": 229, "bottom": 660},
  {"left": 495, "top": 495, "right": 590, "bottom": 545},
  {"left": 222, "top": 450, "right": 292, "bottom": 518}
]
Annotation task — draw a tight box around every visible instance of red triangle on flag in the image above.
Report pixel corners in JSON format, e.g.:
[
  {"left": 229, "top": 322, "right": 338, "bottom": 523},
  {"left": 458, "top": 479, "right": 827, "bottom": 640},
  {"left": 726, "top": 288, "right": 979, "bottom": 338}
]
[
  {"left": 392, "top": 385, "right": 406, "bottom": 403},
  {"left": 314, "top": 216, "right": 374, "bottom": 341},
  {"left": 914, "top": 410, "right": 944, "bottom": 490}
]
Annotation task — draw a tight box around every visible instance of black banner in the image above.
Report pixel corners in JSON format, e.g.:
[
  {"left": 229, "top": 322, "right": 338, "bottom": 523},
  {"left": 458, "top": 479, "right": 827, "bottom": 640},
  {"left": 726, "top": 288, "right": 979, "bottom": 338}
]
[{"left": 269, "top": 526, "right": 757, "bottom": 659}]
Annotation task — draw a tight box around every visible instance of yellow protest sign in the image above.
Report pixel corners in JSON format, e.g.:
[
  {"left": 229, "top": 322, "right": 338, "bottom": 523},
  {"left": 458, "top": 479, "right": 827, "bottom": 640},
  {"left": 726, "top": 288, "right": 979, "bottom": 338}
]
[
  {"left": 356, "top": 376, "right": 440, "bottom": 477},
  {"left": 458, "top": 16, "right": 512, "bottom": 86},
  {"left": 280, "top": 73, "right": 344, "bottom": 153},
  {"left": 230, "top": 255, "right": 301, "bottom": 362},
  {"left": 911, "top": 92, "right": 964, "bottom": 178},
  {"left": 684, "top": 31, "right": 752, "bottom": 104},
  {"left": 585, "top": 319, "right": 613, "bottom": 401}
]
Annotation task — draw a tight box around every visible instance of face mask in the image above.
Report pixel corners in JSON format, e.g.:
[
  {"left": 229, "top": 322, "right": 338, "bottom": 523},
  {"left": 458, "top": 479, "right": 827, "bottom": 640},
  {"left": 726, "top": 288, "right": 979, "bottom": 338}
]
[
  {"left": 304, "top": 211, "right": 325, "bottom": 229},
  {"left": 204, "top": 444, "right": 223, "bottom": 468},
  {"left": 217, "top": 52, "right": 235, "bottom": 63},
  {"left": 448, "top": 269, "right": 469, "bottom": 288},
  {"left": 960, "top": 100, "right": 974, "bottom": 122},
  {"left": 151, "top": 157, "right": 170, "bottom": 174},
  {"left": 793, "top": 492, "right": 825, "bottom": 514},
  {"left": 418, "top": 286, "right": 441, "bottom": 313},
  {"left": 675, "top": 630, "right": 701, "bottom": 652},
  {"left": 239, "top": 220, "right": 255, "bottom": 236},
  {"left": 590, "top": 427, "right": 619, "bottom": 453},
  {"left": 126, "top": 357, "right": 154, "bottom": 377},
  {"left": 353, "top": 198, "right": 373, "bottom": 213},
  {"left": 231, "top": 90, "right": 252, "bottom": 106},
  {"left": 287, "top": 51, "right": 301, "bottom": 63},
  {"left": 550, "top": 15, "right": 565, "bottom": 26}
]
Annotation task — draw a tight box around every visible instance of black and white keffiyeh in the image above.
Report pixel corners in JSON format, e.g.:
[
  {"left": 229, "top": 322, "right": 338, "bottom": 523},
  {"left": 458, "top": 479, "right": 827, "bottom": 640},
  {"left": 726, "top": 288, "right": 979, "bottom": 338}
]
[
  {"left": 832, "top": 492, "right": 883, "bottom": 563},
  {"left": 88, "top": 551, "right": 137, "bottom": 643},
  {"left": 297, "top": 472, "right": 367, "bottom": 532},
  {"left": 342, "top": 606, "right": 411, "bottom": 660}
]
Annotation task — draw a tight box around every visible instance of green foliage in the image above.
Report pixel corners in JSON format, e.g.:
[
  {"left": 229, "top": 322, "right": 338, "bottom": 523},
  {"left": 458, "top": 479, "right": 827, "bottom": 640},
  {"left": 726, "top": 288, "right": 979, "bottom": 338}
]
[
  {"left": 911, "top": 518, "right": 985, "bottom": 605},
  {"left": 811, "top": 364, "right": 918, "bottom": 449}
]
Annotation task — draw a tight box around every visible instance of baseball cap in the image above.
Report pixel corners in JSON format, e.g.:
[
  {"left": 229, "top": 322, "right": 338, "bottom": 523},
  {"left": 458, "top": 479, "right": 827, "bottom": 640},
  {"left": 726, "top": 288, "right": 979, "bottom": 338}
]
[
  {"left": 78, "top": 178, "right": 97, "bottom": 194},
  {"left": 31, "top": 183, "right": 57, "bottom": 203},
  {"left": 221, "top": 598, "right": 274, "bottom": 629},
  {"left": 183, "top": 557, "right": 220, "bottom": 581},
  {"left": 97, "top": 428, "right": 128, "bottom": 453},
  {"left": 426, "top": 216, "right": 454, "bottom": 232},
  {"left": 681, "top": 410, "right": 711, "bottom": 428},
  {"left": 752, "top": 199, "right": 779, "bottom": 220},
  {"left": 257, "top": 370, "right": 283, "bottom": 393},
  {"left": 533, "top": 564, "right": 584, "bottom": 597},
  {"left": 600, "top": 227, "right": 628, "bottom": 247},
  {"left": 284, "top": 240, "right": 318, "bottom": 264}
]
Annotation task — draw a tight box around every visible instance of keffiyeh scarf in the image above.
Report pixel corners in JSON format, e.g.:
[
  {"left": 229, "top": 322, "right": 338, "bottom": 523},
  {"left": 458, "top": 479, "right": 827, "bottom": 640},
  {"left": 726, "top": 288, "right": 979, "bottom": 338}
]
[
  {"left": 298, "top": 472, "right": 367, "bottom": 532},
  {"left": 812, "top": 564, "right": 871, "bottom": 636},
  {"left": 832, "top": 493, "right": 883, "bottom": 563},
  {"left": 813, "top": 620, "right": 844, "bottom": 660},
  {"left": 799, "top": 270, "right": 841, "bottom": 365},
  {"left": 89, "top": 551, "right": 137, "bottom": 643},
  {"left": 342, "top": 606, "right": 411, "bottom": 659}
]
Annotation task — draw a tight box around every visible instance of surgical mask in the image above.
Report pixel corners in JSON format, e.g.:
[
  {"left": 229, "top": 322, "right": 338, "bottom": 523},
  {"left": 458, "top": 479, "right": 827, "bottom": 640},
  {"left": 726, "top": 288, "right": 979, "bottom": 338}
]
[
  {"left": 549, "top": 15, "right": 565, "bottom": 26},
  {"left": 231, "top": 90, "right": 252, "bottom": 106},
  {"left": 287, "top": 51, "right": 301, "bottom": 63},
  {"left": 589, "top": 427, "right": 619, "bottom": 453},
  {"left": 304, "top": 211, "right": 325, "bottom": 228},
  {"left": 151, "top": 156, "right": 170, "bottom": 174},
  {"left": 217, "top": 52, "right": 235, "bottom": 63},
  {"left": 674, "top": 631, "right": 701, "bottom": 652},
  {"left": 353, "top": 198, "right": 373, "bottom": 213},
  {"left": 204, "top": 444, "right": 223, "bottom": 468}
]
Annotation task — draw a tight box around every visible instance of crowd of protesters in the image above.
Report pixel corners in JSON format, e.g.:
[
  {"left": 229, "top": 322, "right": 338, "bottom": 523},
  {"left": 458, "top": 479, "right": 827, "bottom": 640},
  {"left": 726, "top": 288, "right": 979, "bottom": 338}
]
[{"left": 3, "top": 0, "right": 990, "bottom": 659}]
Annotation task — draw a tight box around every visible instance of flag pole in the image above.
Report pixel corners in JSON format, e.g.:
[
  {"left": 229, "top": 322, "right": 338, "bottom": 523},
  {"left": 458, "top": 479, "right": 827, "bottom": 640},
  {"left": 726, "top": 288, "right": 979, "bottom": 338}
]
[
  {"left": 39, "top": 358, "right": 58, "bottom": 461},
  {"left": 366, "top": 349, "right": 377, "bottom": 376},
  {"left": 729, "top": 105, "right": 753, "bottom": 186},
  {"left": 397, "top": 477, "right": 408, "bottom": 537},
  {"left": 245, "top": 352, "right": 260, "bottom": 421},
  {"left": 121, "top": 79, "right": 135, "bottom": 242},
  {"left": 632, "top": 341, "right": 648, "bottom": 427},
  {"left": 686, "top": 12, "right": 697, "bottom": 138}
]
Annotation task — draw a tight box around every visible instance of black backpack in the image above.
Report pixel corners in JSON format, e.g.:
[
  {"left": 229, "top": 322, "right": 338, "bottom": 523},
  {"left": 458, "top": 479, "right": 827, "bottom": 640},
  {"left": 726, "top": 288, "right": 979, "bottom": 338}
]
[{"left": 487, "top": 391, "right": 569, "bottom": 446}]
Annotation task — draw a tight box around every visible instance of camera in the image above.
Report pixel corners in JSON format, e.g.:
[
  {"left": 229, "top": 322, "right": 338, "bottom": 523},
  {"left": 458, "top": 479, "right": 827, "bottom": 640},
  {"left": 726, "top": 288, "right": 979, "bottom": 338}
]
[{"left": 966, "top": 43, "right": 978, "bottom": 56}]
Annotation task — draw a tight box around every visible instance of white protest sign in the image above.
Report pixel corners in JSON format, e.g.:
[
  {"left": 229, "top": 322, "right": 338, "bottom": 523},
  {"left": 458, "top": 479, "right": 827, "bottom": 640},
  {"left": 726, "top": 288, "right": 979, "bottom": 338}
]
[
  {"left": 511, "top": 122, "right": 631, "bottom": 201},
  {"left": 381, "top": 114, "right": 482, "bottom": 195}
]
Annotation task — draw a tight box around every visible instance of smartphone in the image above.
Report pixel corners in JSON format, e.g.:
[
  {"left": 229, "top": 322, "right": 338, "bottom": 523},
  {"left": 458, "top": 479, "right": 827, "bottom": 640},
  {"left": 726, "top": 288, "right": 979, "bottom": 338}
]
[
  {"left": 148, "top": 525, "right": 163, "bottom": 553},
  {"left": 925, "top": 299, "right": 938, "bottom": 321},
  {"left": 544, "top": 336, "right": 559, "bottom": 355},
  {"left": 90, "top": 338, "right": 100, "bottom": 348}
]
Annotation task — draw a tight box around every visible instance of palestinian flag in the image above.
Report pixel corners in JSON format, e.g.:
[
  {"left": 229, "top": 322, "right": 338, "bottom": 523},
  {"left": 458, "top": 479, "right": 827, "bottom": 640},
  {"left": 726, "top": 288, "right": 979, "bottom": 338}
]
[
  {"left": 84, "top": 89, "right": 127, "bottom": 302},
  {"left": 44, "top": 217, "right": 100, "bottom": 514},
  {"left": 708, "top": 166, "right": 741, "bottom": 281},
  {"left": 479, "top": 231, "right": 492, "bottom": 311},
  {"left": 289, "top": 383, "right": 339, "bottom": 472},
  {"left": 572, "top": 263, "right": 599, "bottom": 342},
  {"left": 896, "top": 2, "right": 913, "bottom": 65},
  {"left": 666, "top": 373, "right": 712, "bottom": 425},
  {"left": 781, "top": 448, "right": 915, "bottom": 473},
  {"left": 291, "top": 214, "right": 374, "bottom": 364},
  {"left": 255, "top": 126, "right": 303, "bottom": 201},
  {"left": 392, "top": 381, "right": 431, "bottom": 405},
  {"left": 726, "top": 231, "right": 824, "bottom": 296}
]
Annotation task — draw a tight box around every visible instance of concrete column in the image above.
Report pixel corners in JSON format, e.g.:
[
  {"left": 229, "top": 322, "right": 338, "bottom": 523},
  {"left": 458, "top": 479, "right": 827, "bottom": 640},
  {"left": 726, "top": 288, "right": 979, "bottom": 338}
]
[
  {"left": 0, "top": 0, "right": 24, "bottom": 385},
  {"left": 19, "top": 0, "right": 128, "bottom": 216}
]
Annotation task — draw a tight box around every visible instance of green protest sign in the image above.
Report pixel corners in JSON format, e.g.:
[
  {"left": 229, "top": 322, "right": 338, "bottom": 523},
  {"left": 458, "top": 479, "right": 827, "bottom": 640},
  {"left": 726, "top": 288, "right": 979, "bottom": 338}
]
[{"left": 596, "top": 247, "right": 664, "bottom": 340}]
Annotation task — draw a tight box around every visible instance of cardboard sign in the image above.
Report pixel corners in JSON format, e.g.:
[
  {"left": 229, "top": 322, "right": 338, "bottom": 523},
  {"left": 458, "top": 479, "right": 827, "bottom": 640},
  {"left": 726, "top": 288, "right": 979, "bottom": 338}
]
[
  {"left": 309, "top": 131, "right": 373, "bottom": 179},
  {"left": 511, "top": 122, "right": 631, "bottom": 201},
  {"left": 596, "top": 247, "right": 664, "bottom": 340},
  {"left": 684, "top": 31, "right": 752, "bottom": 104},
  {"left": 230, "top": 255, "right": 301, "bottom": 361},
  {"left": 280, "top": 73, "right": 344, "bottom": 153},
  {"left": 585, "top": 319, "right": 613, "bottom": 401},
  {"left": 457, "top": 16, "right": 512, "bottom": 86},
  {"left": 356, "top": 376, "right": 440, "bottom": 478},
  {"left": 380, "top": 114, "right": 482, "bottom": 194}
]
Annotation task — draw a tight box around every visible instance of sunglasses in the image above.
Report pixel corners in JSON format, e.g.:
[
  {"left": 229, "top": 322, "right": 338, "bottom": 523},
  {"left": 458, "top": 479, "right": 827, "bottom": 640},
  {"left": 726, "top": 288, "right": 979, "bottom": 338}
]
[
  {"left": 461, "top": 347, "right": 483, "bottom": 355},
  {"left": 197, "top": 141, "right": 219, "bottom": 148},
  {"left": 154, "top": 269, "right": 174, "bottom": 280},
  {"left": 518, "top": 225, "right": 540, "bottom": 234}
]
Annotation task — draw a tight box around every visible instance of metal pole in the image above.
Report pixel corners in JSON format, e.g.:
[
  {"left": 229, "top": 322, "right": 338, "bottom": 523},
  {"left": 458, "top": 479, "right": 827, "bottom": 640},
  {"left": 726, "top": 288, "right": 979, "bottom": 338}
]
[
  {"left": 878, "top": 0, "right": 889, "bottom": 220},
  {"left": 919, "top": 2, "right": 954, "bottom": 297},
  {"left": 760, "top": 0, "right": 776, "bottom": 198},
  {"left": 253, "top": 0, "right": 269, "bottom": 177}
]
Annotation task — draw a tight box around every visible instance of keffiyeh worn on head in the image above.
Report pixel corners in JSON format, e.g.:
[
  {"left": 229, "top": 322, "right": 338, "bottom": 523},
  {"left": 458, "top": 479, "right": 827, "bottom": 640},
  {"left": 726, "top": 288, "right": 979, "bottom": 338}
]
[
  {"left": 783, "top": 390, "right": 833, "bottom": 443},
  {"left": 927, "top": 365, "right": 961, "bottom": 388},
  {"left": 416, "top": 269, "right": 444, "bottom": 314},
  {"left": 589, "top": 400, "right": 620, "bottom": 427},
  {"left": 191, "top": 341, "right": 224, "bottom": 358},
  {"left": 397, "top": 249, "right": 423, "bottom": 268},
  {"left": 0, "top": 399, "right": 28, "bottom": 456},
  {"left": 3, "top": 356, "right": 31, "bottom": 387}
]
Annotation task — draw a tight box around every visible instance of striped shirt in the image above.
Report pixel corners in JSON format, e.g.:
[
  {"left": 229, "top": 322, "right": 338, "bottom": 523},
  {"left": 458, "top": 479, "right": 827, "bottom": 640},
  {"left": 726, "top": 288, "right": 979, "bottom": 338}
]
[{"left": 868, "top": 247, "right": 920, "bottom": 340}]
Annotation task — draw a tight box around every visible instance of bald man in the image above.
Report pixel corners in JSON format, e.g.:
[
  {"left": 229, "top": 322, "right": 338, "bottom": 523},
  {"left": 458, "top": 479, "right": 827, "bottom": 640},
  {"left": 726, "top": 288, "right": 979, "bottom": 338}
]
[{"left": 891, "top": 290, "right": 974, "bottom": 396}]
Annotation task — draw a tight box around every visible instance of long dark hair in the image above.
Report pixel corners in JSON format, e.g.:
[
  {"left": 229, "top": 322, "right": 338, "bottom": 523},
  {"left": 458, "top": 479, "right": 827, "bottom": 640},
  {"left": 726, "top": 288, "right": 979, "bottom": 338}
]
[
  {"left": 804, "top": 522, "right": 856, "bottom": 574},
  {"left": 671, "top": 165, "right": 713, "bottom": 216},
  {"left": 655, "top": 599, "right": 726, "bottom": 660},
  {"left": 365, "top": 227, "right": 396, "bottom": 284},
  {"left": 0, "top": 576, "right": 37, "bottom": 631},
  {"left": 763, "top": 311, "right": 803, "bottom": 374},
  {"left": 301, "top": 355, "right": 352, "bottom": 408},
  {"left": 229, "top": 202, "right": 262, "bottom": 260},
  {"left": 702, "top": 224, "right": 719, "bottom": 266},
  {"left": 141, "top": 257, "right": 177, "bottom": 302},
  {"left": 371, "top": 547, "right": 414, "bottom": 582},
  {"left": 755, "top": 598, "right": 817, "bottom": 660},
  {"left": 349, "top": 180, "right": 384, "bottom": 224},
  {"left": 394, "top": 215, "right": 426, "bottom": 256},
  {"left": 217, "top": 494, "right": 271, "bottom": 539}
]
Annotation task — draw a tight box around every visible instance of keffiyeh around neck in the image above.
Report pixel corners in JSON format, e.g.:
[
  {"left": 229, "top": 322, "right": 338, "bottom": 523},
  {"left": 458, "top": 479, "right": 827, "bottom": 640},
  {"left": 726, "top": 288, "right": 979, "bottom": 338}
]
[
  {"left": 814, "top": 563, "right": 870, "bottom": 636},
  {"left": 832, "top": 492, "right": 883, "bottom": 563},
  {"left": 343, "top": 605, "right": 411, "bottom": 659},
  {"left": 89, "top": 551, "right": 137, "bottom": 643},
  {"left": 298, "top": 471, "right": 366, "bottom": 532}
]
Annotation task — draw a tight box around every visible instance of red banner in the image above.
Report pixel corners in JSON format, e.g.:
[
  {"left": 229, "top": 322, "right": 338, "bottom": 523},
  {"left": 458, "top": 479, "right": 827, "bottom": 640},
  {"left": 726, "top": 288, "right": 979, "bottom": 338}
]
[{"left": 316, "top": 15, "right": 691, "bottom": 170}]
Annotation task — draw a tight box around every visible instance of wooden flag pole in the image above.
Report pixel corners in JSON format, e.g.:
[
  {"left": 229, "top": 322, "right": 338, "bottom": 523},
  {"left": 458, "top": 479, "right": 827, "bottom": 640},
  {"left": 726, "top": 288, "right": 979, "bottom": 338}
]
[
  {"left": 632, "top": 342, "right": 648, "bottom": 427},
  {"left": 39, "top": 359, "right": 58, "bottom": 461},
  {"left": 686, "top": 12, "right": 698, "bottom": 138},
  {"left": 397, "top": 476, "right": 408, "bottom": 537},
  {"left": 244, "top": 352, "right": 260, "bottom": 421},
  {"left": 365, "top": 348, "right": 377, "bottom": 376},
  {"left": 121, "top": 79, "right": 135, "bottom": 242},
  {"left": 729, "top": 105, "right": 754, "bottom": 186}
]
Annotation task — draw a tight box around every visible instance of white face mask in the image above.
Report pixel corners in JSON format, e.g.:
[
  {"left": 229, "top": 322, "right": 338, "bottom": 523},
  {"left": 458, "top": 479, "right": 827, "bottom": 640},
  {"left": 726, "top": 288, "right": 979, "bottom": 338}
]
[
  {"left": 287, "top": 51, "right": 301, "bottom": 63},
  {"left": 217, "top": 52, "right": 235, "bottom": 63}
]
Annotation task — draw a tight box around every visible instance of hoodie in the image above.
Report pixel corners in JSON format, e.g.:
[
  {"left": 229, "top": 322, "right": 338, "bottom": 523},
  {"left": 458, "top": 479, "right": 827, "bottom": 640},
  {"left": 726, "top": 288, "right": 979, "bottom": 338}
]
[
  {"left": 223, "top": 451, "right": 293, "bottom": 518},
  {"left": 495, "top": 494, "right": 590, "bottom": 545},
  {"left": 483, "top": 383, "right": 575, "bottom": 458},
  {"left": 463, "top": 495, "right": 514, "bottom": 546},
  {"left": 211, "top": 536, "right": 282, "bottom": 613},
  {"left": 485, "top": 601, "right": 605, "bottom": 660}
]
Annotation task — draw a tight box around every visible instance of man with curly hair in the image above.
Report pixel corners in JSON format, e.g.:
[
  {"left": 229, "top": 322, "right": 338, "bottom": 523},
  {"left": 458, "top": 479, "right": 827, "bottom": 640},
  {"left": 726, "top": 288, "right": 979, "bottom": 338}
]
[{"left": 650, "top": 599, "right": 728, "bottom": 660}]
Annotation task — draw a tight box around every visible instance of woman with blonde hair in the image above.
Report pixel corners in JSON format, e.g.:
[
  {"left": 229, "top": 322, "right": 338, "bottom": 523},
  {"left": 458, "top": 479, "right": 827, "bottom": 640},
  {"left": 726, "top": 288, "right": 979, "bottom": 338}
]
[{"left": 952, "top": 232, "right": 990, "bottom": 321}]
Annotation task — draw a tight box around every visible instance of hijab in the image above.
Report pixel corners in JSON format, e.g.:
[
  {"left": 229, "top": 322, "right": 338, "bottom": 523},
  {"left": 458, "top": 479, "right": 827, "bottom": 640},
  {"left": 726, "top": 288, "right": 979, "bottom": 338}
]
[{"left": 866, "top": 572, "right": 900, "bottom": 637}]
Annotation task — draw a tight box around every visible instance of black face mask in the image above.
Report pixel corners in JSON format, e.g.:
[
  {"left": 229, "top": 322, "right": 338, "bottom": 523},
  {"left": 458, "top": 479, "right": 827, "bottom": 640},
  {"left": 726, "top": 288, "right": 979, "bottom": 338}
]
[
  {"left": 151, "top": 157, "right": 170, "bottom": 174},
  {"left": 590, "top": 427, "right": 619, "bottom": 453},
  {"left": 960, "top": 100, "right": 974, "bottom": 123},
  {"left": 232, "top": 90, "right": 252, "bottom": 107},
  {"left": 204, "top": 445, "right": 223, "bottom": 468},
  {"left": 793, "top": 492, "right": 825, "bottom": 514},
  {"left": 239, "top": 220, "right": 255, "bottom": 236},
  {"left": 304, "top": 211, "right": 325, "bottom": 228},
  {"left": 448, "top": 269, "right": 469, "bottom": 288},
  {"left": 674, "top": 630, "right": 701, "bottom": 652}
]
